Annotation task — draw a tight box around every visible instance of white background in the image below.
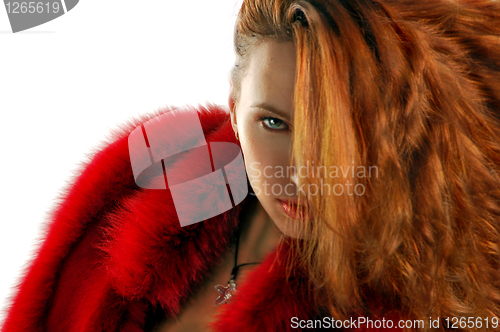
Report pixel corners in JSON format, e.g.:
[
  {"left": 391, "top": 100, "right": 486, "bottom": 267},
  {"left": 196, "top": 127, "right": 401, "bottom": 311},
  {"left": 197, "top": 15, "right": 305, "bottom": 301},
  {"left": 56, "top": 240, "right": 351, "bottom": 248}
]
[{"left": 0, "top": 0, "right": 242, "bottom": 324}]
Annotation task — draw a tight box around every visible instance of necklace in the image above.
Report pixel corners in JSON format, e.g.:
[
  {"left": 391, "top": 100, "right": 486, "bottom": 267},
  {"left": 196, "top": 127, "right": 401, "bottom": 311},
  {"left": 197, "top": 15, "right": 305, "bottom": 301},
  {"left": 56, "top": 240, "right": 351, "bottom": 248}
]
[{"left": 213, "top": 225, "right": 261, "bottom": 306}]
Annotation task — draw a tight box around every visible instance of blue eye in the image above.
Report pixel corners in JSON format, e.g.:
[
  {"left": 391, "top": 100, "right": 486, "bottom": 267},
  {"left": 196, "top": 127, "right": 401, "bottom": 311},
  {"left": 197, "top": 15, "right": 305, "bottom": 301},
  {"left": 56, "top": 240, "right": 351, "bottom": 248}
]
[{"left": 260, "top": 117, "right": 289, "bottom": 132}]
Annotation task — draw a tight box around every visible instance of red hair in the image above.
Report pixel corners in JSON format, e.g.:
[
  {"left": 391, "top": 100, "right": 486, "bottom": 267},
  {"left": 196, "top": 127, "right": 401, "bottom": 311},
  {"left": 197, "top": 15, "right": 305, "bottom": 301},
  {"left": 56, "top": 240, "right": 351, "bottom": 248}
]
[{"left": 232, "top": 0, "right": 500, "bottom": 329}]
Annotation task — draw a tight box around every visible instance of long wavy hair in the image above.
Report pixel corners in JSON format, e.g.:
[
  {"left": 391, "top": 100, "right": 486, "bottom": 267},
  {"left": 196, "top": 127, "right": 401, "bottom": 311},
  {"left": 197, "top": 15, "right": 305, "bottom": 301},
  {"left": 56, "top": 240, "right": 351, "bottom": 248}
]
[{"left": 231, "top": 0, "right": 500, "bottom": 330}]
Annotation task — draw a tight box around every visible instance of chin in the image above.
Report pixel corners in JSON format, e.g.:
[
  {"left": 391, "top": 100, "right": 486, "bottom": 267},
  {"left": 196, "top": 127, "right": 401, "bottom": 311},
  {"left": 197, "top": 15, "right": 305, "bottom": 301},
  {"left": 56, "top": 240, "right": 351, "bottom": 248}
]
[
  {"left": 252, "top": 196, "right": 303, "bottom": 239},
  {"left": 271, "top": 212, "right": 306, "bottom": 239}
]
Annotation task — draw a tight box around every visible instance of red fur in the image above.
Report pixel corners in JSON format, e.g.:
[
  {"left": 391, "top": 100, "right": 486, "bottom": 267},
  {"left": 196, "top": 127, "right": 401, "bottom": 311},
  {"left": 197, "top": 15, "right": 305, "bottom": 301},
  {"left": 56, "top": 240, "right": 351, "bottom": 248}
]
[{"left": 1, "top": 104, "right": 398, "bottom": 331}]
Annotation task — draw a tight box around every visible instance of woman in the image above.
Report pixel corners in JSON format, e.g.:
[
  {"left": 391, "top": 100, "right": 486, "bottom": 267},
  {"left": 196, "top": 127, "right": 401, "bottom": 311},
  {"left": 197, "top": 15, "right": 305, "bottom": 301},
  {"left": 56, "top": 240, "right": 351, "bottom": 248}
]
[
  {"left": 3, "top": 0, "right": 500, "bottom": 331},
  {"left": 224, "top": 0, "right": 500, "bottom": 330}
]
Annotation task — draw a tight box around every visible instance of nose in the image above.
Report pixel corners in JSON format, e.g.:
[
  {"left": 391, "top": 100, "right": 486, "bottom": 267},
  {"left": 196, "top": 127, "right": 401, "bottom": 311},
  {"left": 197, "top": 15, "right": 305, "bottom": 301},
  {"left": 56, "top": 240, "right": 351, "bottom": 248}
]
[{"left": 290, "top": 163, "right": 300, "bottom": 187}]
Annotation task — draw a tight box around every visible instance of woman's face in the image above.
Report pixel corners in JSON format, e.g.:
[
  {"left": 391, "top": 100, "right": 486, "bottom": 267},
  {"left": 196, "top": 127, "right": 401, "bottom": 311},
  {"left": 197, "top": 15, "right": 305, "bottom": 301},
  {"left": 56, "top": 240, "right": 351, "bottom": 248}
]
[{"left": 230, "top": 40, "right": 306, "bottom": 238}]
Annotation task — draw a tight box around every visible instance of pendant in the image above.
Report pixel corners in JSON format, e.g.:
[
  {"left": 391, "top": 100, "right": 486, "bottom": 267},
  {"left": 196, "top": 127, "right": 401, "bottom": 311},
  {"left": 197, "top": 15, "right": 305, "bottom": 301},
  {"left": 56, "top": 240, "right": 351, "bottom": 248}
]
[{"left": 214, "top": 279, "right": 236, "bottom": 306}]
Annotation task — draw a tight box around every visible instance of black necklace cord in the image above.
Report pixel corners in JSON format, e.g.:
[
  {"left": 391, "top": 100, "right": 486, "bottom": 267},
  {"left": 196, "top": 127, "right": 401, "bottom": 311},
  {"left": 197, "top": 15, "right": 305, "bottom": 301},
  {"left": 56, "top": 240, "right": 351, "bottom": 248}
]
[{"left": 230, "top": 224, "right": 261, "bottom": 281}]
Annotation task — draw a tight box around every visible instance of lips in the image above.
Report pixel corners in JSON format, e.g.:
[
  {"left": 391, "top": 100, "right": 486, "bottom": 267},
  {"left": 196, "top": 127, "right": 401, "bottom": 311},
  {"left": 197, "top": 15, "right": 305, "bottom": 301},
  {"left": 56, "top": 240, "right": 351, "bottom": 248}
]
[{"left": 277, "top": 198, "right": 308, "bottom": 220}]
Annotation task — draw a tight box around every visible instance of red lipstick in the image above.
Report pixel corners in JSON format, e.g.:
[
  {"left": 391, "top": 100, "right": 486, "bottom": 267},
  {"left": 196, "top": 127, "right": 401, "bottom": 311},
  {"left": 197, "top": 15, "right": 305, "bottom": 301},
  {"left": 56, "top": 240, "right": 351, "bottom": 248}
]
[{"left": 277, "top": 198, "right": 308, "bottom": 220}]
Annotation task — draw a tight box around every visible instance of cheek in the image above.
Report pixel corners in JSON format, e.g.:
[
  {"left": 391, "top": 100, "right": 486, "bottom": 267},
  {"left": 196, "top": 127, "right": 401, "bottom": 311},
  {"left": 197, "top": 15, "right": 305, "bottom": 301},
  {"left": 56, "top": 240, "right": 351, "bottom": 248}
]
[
  {"left": 240, "top": 126, "right": 291, "bottom": 195},
  {"left": 241, "top": 141, "right": 303, "bottom": 238},
  {"left": 237, "top": 115, "right": 305, "bottom": 239}
]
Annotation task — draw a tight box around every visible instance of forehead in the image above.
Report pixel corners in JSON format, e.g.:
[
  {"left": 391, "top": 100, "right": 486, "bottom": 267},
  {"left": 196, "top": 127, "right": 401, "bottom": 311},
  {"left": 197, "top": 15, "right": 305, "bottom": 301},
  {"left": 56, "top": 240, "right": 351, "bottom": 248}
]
[{"left": 240, "top": 40, "right": 296, "bottom": 111}]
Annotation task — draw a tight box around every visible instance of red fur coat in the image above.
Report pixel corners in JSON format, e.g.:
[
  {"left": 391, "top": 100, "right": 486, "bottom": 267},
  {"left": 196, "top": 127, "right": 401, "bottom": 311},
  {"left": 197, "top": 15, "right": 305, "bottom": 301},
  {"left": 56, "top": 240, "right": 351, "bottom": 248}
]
[{"left": 1, "top": 105, "right": 399, "bottom": 332}]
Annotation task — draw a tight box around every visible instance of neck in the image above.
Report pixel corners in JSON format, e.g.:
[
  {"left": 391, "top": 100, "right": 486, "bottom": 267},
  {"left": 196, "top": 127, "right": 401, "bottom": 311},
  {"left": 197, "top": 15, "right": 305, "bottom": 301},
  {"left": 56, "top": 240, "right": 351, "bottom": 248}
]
[{"left": 236, "top": 197, "right": 282, "bottom": 266}]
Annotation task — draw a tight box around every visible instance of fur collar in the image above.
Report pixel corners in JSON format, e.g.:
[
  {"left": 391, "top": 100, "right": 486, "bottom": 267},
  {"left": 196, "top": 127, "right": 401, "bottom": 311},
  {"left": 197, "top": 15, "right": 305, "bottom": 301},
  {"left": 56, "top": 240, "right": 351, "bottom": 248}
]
[{"left": 2, "top": 104, "right": 319, "bottom": 332}]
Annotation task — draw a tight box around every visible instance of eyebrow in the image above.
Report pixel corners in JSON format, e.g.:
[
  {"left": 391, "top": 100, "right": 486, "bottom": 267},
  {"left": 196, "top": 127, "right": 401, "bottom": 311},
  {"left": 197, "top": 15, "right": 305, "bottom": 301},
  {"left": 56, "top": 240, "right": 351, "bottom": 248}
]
[{"left": 250, "top": 102, "right": 292, "bottom": 122}]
